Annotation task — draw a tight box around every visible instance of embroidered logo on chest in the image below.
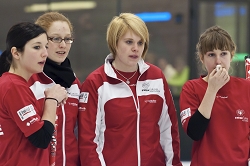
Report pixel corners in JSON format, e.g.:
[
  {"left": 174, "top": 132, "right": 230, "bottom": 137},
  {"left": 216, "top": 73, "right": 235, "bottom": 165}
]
[
  {"left": 141, "top": 82, "right": 160, "bottom": 92},
  {"left": 235, "top": 109, "right": 248, "bottom": 122}
]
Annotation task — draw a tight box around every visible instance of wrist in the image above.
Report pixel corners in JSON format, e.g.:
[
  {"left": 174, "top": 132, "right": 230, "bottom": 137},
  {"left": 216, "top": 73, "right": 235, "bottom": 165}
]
[{"left": 45, "top": 97, "right": 59, "bottom": 106}]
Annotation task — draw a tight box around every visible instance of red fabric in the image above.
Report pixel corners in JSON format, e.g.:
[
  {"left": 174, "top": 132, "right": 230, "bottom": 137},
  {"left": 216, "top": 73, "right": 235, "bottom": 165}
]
[
  {"left": 180, "top": 76, "right": 250, "bottom": 166},
  {"left": 78, "top": 55, "right": 182, "bottom": 166},
  {"left": 28, "top": 72, "right": 81, "bottom": 166},
  {"left": 0, "top": 73, "right": 48, "bottom": 166}
]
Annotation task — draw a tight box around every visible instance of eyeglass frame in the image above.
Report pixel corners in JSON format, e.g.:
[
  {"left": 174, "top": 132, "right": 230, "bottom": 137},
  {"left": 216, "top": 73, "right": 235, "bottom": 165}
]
[{"left": 48, "top": 36, "right": 74, "bottom": 44}]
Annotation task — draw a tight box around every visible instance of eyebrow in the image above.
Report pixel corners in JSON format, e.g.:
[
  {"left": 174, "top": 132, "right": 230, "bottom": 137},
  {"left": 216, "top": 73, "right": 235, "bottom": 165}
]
[
  {"left": 32, "top": 42, "right": 42, "bottom": 44},
  {"left": 48, "top": 34, "right": 72, "bottom": 37},
  {"left": 123, "top": 37, "right": 133, "bottom": 39},
  {"left": 32, "top": 41, "right": 47, "bottom": 45},
  {"left": 123, "top": 37, "right": 143, "bottom": 41}
]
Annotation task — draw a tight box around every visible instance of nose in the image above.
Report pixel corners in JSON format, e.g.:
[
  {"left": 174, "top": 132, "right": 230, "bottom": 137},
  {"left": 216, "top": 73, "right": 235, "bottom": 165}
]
[
  {"left": 215, "top": 55, "right": 221, "bottom": 64},
  {"left": 42, "top": 47, "right": 48, "bottom": 57},
  {"left": 59, "top": 40, "right": 67, "bottom": 47},
  {"left": 132, "top": 43, "right": 138, "bottom": 52}
]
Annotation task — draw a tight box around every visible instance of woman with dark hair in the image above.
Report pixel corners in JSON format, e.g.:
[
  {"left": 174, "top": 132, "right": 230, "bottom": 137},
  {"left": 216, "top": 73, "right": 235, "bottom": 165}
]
[{"left": 0, "top": 22, "right": 68, "bottom": 166}]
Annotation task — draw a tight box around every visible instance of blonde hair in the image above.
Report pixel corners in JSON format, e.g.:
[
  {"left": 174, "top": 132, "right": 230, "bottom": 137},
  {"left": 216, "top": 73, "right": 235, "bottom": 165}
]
[
  {"left": 106, "top": 13, "right": 149, "bottom": 59},
  {"left": 35, "top": 11, "right": 73, "bottom": 34},
  {"left": 196, "top": 25, "right": 236, "bottom": 61}
]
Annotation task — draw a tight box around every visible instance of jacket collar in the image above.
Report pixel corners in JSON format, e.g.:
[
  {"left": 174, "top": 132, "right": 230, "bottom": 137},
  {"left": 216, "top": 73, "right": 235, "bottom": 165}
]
[{"left": 104, "top": 53, "right": 150, "bottom": 79}]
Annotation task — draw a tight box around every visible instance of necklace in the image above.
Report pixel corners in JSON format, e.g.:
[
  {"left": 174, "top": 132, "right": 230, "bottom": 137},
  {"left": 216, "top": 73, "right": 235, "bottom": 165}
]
[{"left": 114, "top": 68, "right": 137, "bottom": 84}]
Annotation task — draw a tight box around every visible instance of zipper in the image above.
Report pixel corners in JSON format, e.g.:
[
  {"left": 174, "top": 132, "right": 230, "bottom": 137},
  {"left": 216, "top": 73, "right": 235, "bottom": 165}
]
[
  {"left": 136, "top": 108, "right": 141, "bottom": 166},
  {"left": 113, "top": 68, "right": 145, "bottom": 165},
  {"left": 62, "top": 104, "right": 66, "bottom": 166}
]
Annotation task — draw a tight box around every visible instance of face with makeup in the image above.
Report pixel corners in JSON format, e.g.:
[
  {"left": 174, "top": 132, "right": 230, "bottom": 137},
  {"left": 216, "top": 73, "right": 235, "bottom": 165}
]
[
  {"left": 196, "top": 26, "right": 236, "bottom": 76},
  {"left": 11, "top": 33, "right": 48, "bottom": 80},
  {"left": 46, "top": 21, "right": 72, "bottom": 65},
  {"left": 200, "top": 49, "right": 232, "bottom": 75},
  {"left": 113, "top": 30, "right": 145, "bottom": 72}
]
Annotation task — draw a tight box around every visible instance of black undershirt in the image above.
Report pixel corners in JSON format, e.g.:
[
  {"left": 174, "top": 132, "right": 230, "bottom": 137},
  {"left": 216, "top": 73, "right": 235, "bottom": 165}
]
[
  {"left": 28, "top": 120, "right": 54, "bottom": 149},
  {"left": 187, "top": 110, "right": 210, "bottom": 141}
]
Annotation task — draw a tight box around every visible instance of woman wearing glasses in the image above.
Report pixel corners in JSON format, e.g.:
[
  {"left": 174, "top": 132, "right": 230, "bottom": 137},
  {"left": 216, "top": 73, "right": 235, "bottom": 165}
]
[{"left": 28, "top": 12, "right": 81, "bottom": 166}]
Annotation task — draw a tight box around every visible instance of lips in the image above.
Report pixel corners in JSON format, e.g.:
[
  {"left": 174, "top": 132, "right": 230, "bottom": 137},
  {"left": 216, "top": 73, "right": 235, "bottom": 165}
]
[
  {"left": 56, "top": 51, "right": 66, "bottom": 54},
  {"left": 129, "top": 55, "right": 138, "bottom": 59},
  {"left": 38, "top": 61, "right": 46, "bottom": 65}
]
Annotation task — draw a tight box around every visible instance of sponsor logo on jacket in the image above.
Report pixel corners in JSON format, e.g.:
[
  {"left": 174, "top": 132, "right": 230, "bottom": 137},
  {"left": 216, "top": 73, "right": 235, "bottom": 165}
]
[
  {"left": 68, "top": 102, "right": 78, "bottom": 106},
  {"left": 141, "top": 82, "right": 160, "bottom": 92},
  {"left": 17, "top": 104, "right": 36, "bottom": 121},
  {"left": 235, "top": 109, "right": 248, "bottom": 122},
  {"left": 144, "top": 100, "right": 157, "bottom": 103},
  {"left": 79, "top": 92, "right": 89, "bottom": 103},
  {"left": 26, "top": 117, "right": 39, "bottom": 126},
  {"left": 79, "top": 107, "right": 86, "bottom": 111},
  {"left": 180, "top": 108, "right": 191, "bottom": 124},
  {"left": 67, "top": 84, "right": 80, "bottom": 99}
]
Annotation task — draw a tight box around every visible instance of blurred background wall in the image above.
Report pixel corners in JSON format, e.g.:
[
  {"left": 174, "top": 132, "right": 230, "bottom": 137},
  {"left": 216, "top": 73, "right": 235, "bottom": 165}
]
[{"left": 1, "top": 0, "right": 249, "bottom": 161}]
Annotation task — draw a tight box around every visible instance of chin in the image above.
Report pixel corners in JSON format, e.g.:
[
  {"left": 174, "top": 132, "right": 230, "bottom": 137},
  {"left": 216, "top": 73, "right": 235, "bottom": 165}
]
[
  {"left": 58, "top": 57, "right": 67, "bottom": 63},
  {"left": 37, "top": 69, "right": 43, "bottom": 73}
]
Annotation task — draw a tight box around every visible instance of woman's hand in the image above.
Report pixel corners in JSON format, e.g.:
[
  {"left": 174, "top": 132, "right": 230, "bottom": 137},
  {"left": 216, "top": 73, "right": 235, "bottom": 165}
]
[
  {"left": 207, "top": 67, "right": 230, "bottom": 92},
  {"left": 44, "top": 84, "right": 68, "bottom": 105}
]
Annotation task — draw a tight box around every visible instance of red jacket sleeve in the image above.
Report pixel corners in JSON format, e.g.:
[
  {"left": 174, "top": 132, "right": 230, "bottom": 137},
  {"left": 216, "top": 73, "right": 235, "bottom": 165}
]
[
  {"left": 162, "top": 75, "right": 182, "bottom": 166},
  {"left": 179, "top": 81, "right": 200, "bottom": 133},
  {"left": 78, "top": 78, "right": 103, "bottom": 166}
]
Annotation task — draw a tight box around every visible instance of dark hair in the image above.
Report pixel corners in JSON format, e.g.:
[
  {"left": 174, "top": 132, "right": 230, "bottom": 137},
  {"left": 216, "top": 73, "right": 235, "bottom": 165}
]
[{"left": 0, "top": 22, "right": 46, "bottom": 76}]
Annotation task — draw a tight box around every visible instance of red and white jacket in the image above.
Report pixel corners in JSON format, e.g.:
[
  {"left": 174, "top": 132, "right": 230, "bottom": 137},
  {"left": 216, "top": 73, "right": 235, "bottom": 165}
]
[
  {"left": 28, "top": 72, "right": 81, "bottom": 166},
  {"left": 78, "top": 54, "right": 182, "bottom": 166}
]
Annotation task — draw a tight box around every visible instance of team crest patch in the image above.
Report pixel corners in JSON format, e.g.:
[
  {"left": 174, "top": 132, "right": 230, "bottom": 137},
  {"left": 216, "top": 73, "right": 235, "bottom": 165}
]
[
  {"left": 79, "top": 92, "right": 89, "bottom": 103},
  {"left": 17, "top": 104, "right": 36, "bottom": 121}
]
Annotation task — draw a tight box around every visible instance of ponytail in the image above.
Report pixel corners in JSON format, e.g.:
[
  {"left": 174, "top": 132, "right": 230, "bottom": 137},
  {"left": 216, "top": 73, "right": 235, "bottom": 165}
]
[{"left": 0, "top": 50, "right": 11, "bottom": 76}]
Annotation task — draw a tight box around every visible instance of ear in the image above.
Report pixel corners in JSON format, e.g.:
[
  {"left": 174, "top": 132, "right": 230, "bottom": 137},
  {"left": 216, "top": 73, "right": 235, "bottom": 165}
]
[
  {"left": 199, "top": 54, "right": 204, "bottom": 64},
  {"left": 11, "top": 47, "right": 20, "bottom": 60}
]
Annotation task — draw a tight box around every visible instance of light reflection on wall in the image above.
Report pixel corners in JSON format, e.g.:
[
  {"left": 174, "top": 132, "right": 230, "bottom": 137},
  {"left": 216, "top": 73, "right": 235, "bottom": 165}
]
[{"left": 215, "top": 2, "right": 246, "bottom": 17}]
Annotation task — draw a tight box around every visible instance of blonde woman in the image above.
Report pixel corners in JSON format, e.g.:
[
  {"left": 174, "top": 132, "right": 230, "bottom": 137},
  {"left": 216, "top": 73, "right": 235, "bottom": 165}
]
[{"left": 78, "top": 13, "right": 182, "bottom": 166}]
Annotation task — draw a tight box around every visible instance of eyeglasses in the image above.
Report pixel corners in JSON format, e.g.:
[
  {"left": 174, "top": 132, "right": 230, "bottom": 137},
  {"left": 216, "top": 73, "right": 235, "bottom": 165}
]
[{"left": 48, "top": 37, "right": 74, "bottom": 44}]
